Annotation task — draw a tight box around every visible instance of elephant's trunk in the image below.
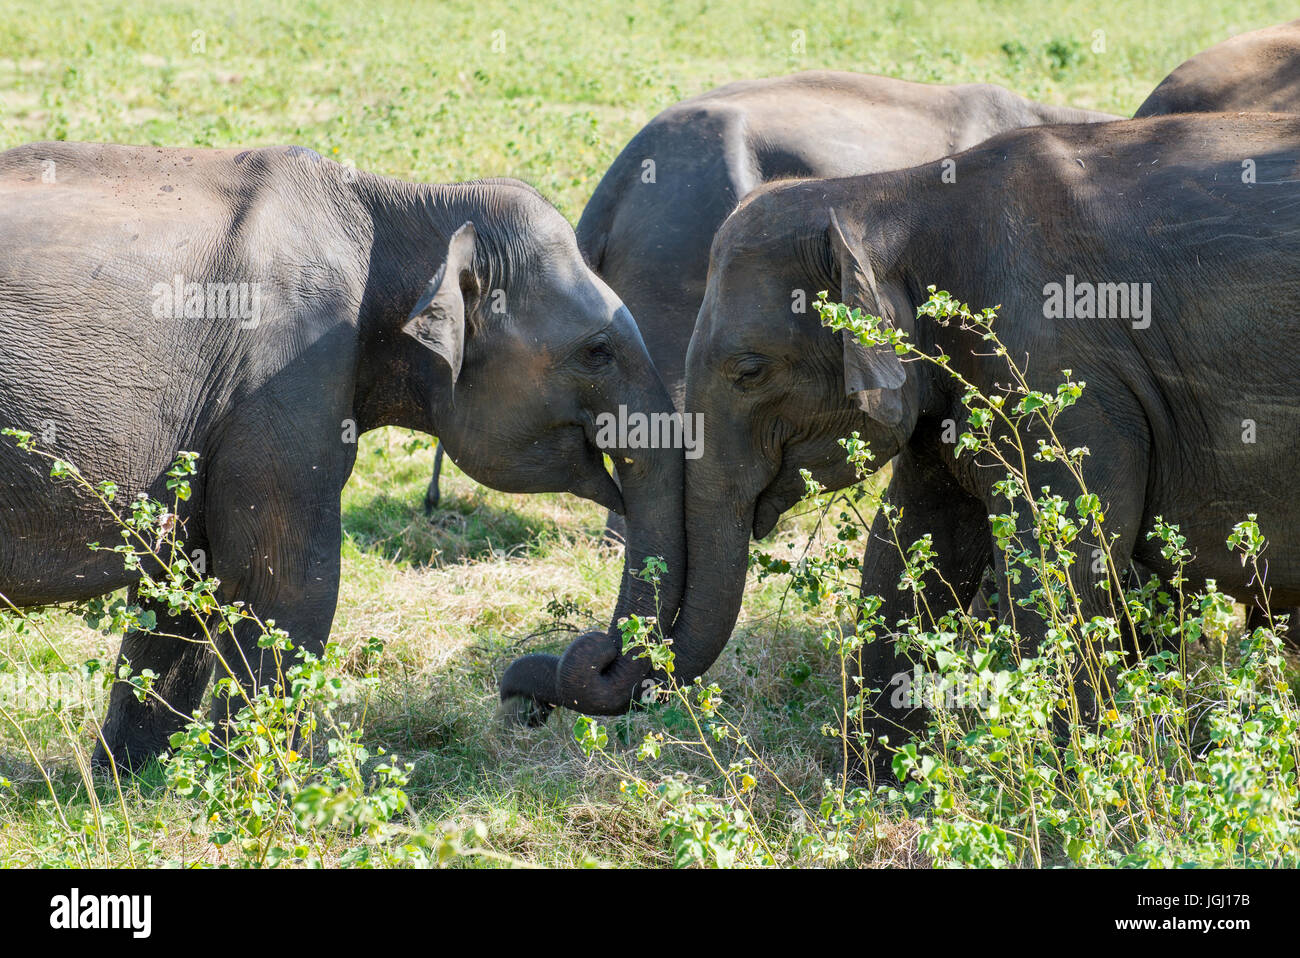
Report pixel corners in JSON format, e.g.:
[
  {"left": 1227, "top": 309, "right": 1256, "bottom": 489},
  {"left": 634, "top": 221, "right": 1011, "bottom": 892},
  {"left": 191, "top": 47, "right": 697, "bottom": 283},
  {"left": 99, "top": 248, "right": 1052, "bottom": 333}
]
[
  {"left": 654, "top": 467, "right": 754, "bottom": 690},
  {"left": 500, "top": 383, "right": 686, "bottom": 716},
  {"left": 552, "top": 440, "right": 686, "bottom": 712}
]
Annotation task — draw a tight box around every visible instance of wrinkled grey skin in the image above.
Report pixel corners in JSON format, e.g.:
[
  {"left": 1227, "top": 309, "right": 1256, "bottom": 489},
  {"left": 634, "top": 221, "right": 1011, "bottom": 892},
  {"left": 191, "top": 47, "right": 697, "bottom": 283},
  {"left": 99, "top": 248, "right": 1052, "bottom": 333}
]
[
  {"left": 570, "top": 112, "right": 1300, "bottom": 773},
  {"left": 428, "top": 73, "right": 1116, "bottom": 514},
  {"left": 1134, "top": 20, "right": 1300, "bottom": 634},
  {"left": 1136, "top": 20, "right": 1300, "bottom": 116},
  {"left": 574, "top": 71, "right": 1117, "bottom": 411},
  {"left": 0, "top": 142, "right": 683, "bottom": 768},
  {"left": 499, "top": 72, "right": 1117, "bottom": 716}
]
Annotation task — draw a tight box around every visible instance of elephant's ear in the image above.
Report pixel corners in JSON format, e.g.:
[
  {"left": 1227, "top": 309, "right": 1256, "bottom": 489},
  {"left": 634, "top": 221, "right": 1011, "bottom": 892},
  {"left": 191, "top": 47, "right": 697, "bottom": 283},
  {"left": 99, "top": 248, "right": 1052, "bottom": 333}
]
[
  {"left": 828, "top": 209, "right": 906, "bottom": 427},
  {"left": 402, "top": 221, "right": 479, "bottom": 386}
]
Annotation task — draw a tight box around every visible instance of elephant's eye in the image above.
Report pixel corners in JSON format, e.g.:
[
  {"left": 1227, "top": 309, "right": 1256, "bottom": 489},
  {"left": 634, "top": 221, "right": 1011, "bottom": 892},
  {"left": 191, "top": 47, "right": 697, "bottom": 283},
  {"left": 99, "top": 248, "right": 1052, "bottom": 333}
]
[
  {"left": 732, "top": 359, "right": 768, "bottom": 389},
  {"left": 580, "top": 341, "right": 615, "bottom": 370}
]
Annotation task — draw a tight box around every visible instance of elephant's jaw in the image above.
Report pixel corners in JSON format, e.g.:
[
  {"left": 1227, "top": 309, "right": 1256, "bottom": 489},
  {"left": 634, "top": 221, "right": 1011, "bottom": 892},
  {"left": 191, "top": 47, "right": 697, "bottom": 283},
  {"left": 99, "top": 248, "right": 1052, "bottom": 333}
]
[
  {"left": 753, "top": 490, "right": 788, "bottom": 540},
  {"left": 569, "top": 466, "right": 625, "bottom": 515}
]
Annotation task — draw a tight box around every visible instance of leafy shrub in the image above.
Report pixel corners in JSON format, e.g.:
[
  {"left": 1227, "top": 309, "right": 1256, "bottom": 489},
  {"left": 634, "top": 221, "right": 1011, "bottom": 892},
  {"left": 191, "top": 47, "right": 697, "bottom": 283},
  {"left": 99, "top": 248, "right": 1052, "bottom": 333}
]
[
  {"left": 0, "top": 432, "right": 499, "bottom": 867},
  {"left": 571, "top": 289, "right": 1300, "bottom": 868}
]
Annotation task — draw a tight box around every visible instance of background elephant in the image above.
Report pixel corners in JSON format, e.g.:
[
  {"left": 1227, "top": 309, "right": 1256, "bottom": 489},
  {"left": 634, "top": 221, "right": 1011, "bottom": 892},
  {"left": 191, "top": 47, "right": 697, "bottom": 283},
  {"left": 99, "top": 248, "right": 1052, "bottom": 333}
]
[
  {"left": 574, "top": 71, "right": 1117, "bottom": 411},
  {"left": 425, "top": 72, "right": 1117, "bottom": 522},
  {"left": 1135, "top": 19, "right": 1300, "bottom": 116},
  {"left": 0, "top": 141, "right": 684, "bottom": 768},
  {"left": 499, "top": 73, "right": 1116, "bottom": 708},
  {"left": 423, "top": 441, "right": 445, "bottom": 515},
  {"left": 510, "top": 112, "right": 1300, "bottom": 773}
]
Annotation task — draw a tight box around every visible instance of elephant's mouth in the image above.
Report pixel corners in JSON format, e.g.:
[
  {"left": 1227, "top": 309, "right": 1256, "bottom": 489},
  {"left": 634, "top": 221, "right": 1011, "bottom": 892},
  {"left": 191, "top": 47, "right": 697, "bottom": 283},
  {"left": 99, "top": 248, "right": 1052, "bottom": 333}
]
[
  {"left": 753, "top": 492, "right": 784, "bottom": 539},
  {"left": 570, "top": 417, "right": 626, "bottom": 514},
  {"left": 751, "top": 434, "right": 865, "bottom": 539},
  {"left": 751, "top": 465, "right": 803, "bottom": 539}
]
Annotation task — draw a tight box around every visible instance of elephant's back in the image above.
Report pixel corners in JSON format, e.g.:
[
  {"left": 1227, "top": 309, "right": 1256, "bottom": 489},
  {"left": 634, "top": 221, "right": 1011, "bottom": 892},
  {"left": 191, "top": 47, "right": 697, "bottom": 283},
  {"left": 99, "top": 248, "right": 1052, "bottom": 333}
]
[
  {"left": 0, "top": 141, "right": 364, "bottom": 553},
  {"left": 665, "top": 72, "right": 1015, "bottom": 177},
  {"left": 576, "top": 72, "right": 1019, "bottom": 402},
  {"left": 1135, "top": 20, "right": 1300, "bottom": 116}
]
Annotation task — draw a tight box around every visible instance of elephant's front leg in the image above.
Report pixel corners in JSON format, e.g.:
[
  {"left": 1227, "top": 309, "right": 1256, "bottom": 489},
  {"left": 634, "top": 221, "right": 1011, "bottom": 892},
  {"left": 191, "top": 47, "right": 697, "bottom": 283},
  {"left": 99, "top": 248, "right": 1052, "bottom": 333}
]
[
  {"left": 94, "top": 586, "right": 218, "bottom": 771},
  {"left": 197, "top": 426, "right": 351, "bottom": 747},
  {"left": 992, "top": 540, "right": 1128, "bottom": 729},
  {"left": 855, "top": 447, "right": 990, "bottom": 781},
  {"left": 423, "top": 441, "right": 445, "bottom": 516},
  {"left": 204, "top": 509, "right": 343, "bottom": 744}
]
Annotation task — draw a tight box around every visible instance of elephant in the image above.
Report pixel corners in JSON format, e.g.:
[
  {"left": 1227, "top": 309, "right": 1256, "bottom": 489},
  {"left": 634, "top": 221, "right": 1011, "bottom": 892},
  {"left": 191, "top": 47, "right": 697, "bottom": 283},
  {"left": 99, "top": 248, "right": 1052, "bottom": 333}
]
[
  {"left": 423, "top": 441, "right": 445, "bottom": 515},
  {"left": 575, "top": 72, "right": 1117, "bottom": 412},
  {"left": 0, "top": 141, "right": 684, "bottom": 769},
  {"left": 506, "top": 111, "right": 1300, "bottom": 774},
  {"left": 424, "top": 72, "right": 1117, "bottom": 519},
  {"left": 1135, "top": 19, "right": 1300, "bottom": 117},
  {"left": 1134, "top": 20, "right": 1300, "bottom": 632}
]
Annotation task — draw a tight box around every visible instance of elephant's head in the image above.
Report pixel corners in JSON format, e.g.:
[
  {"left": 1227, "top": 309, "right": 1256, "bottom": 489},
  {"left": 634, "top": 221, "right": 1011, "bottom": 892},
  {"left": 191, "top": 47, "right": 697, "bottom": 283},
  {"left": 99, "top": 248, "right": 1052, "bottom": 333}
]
[
  {"left": 662, "top": 180, "right": 927, "bottom": 691},
  {"left": 381, "top": 182, "right": 684, "bottom": 718}
]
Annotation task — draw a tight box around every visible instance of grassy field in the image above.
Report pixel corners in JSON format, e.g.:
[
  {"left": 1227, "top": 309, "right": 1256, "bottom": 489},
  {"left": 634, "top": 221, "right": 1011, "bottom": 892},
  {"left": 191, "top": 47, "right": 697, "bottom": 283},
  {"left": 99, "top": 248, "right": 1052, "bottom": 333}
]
[{"left": 2, "top": 0, "right": 1299, "bottom": 867}]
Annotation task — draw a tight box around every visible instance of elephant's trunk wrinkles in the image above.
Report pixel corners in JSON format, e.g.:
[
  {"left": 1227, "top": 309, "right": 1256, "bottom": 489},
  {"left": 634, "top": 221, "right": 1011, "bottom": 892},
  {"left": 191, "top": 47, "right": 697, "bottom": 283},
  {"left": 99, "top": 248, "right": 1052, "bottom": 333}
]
[
  {"left": 500, "top": 383, "right": 686, "bottom": 716},
  {"left": 653, "top": 473, "right": 753, "bottom": 693}
]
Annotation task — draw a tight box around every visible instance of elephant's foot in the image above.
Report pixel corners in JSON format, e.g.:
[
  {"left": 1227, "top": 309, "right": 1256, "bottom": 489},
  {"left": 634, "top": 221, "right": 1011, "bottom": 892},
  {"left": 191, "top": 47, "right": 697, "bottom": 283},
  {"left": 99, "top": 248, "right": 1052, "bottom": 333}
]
[{"left": 93, "top": 697, "right": 189, "bottom": 773}]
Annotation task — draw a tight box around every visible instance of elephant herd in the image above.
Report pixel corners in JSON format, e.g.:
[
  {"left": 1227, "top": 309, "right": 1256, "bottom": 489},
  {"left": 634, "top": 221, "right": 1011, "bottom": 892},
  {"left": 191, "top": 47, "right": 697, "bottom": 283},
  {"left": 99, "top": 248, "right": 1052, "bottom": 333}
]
[{"left": 3, "top": 20, "right": 1300, "bottom": 773}]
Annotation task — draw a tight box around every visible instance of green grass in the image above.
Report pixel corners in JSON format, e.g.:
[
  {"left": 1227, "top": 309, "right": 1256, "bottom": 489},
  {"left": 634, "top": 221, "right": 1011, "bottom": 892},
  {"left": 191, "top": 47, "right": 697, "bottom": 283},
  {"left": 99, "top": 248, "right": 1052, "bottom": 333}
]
[
  {"left": 3, "top": 0, "right": 1297, "bottom": 218},
  {"left": 2, "top": 0, "right": 1299, "bottom": 867}
]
